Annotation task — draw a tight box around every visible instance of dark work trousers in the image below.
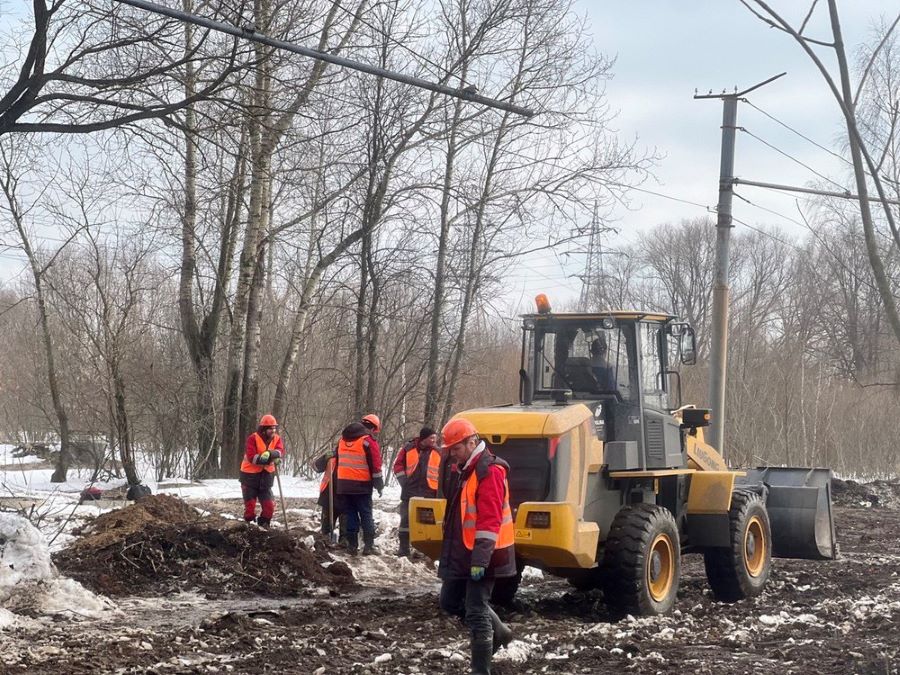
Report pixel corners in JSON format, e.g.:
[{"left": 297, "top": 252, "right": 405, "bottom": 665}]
[
  {"left": 342, "top": 492, "right": 376, "bottom": 539},
  {"left": 439, "top": 577, "right": 495, "bottom": 640}
]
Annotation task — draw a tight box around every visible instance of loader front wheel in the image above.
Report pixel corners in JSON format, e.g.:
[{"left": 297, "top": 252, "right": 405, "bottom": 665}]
[
  {"left": 704, "top": 491, "right": 772, "bottom": 602},
  {"left": 601, "top": 504, "right": 680, "bottom": 616}
]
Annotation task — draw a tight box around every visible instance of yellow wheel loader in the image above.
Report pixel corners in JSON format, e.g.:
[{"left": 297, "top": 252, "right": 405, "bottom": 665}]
[{"left": 410, "top": 303, "right": 836, "bottom": 616}]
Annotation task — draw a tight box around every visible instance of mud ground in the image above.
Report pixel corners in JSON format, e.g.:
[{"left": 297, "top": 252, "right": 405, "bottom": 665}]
[{"left": 2, "top": 494, "right": 898, "bottom": 674}]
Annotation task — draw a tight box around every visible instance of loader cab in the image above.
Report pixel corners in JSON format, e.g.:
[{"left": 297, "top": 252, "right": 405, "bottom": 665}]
[{"left": 520, "top": 308, "right": 696, "bottom": 470}]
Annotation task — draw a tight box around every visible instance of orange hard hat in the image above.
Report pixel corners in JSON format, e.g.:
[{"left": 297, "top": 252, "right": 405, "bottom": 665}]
[
  {"left": 259, "top": 414, "right": 278, "bottom": 427},
  {"left": 441, "top": 418, "right": 478, "bottom": 449},
  {"left": 361, "top": 414, "right": 381, "bottom": 433}
]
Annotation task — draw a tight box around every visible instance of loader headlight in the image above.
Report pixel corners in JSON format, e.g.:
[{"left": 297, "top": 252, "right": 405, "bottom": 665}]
[
  {"left": 417, "top": 508, "right": 436, "bottom": 525},
  {"left": 525, "top": 511, "right": 551, "bottom": 528}
]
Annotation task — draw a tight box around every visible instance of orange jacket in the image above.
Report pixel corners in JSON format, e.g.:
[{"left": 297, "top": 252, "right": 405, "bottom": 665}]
[{"left": 240, "top": 432, "right": 283, "bottom": 474}]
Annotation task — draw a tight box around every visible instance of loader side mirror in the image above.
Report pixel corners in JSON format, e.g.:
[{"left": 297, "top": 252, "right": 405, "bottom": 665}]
[
  {"left": 680, "top": 327, "right": 697, "bottom": 365},
  {"left": 681, "top": 407, "right": 710, "bottom": 428}
]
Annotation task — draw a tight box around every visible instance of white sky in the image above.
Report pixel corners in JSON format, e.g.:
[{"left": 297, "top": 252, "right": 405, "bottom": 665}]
[
  {"left": 1, "top": 1, "right": 894, "bottom": 314},
  {"left": 508, "top": 0, "right": 893, "bottom": 309}
]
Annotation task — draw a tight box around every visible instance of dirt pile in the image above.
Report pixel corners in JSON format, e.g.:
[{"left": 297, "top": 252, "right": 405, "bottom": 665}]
[
  {"left": 832, "top": 477, "right": 900, "bottom": 508},
  {"left": 53, "top": 495, "right": 354, "bottom": 598}
]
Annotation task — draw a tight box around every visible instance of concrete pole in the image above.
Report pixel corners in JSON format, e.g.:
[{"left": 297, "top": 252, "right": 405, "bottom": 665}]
[{"left": 707, "top": 96, "right": 738, "bottom": 458}]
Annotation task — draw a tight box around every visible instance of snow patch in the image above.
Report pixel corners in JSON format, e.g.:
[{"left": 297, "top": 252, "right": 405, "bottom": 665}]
[
  {"left": 0, "top": 607, "right": 16, "bottom": 629},
  {"left": 0, "top": 513, "right": 115, "bottom": 621},
  {"left": 494, "top": 634, "right": 543, "bottom": 663}
]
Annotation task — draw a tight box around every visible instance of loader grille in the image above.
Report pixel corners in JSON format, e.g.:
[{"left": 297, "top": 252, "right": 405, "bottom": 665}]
[
  {"left": 645, "top": 417, "right": 665, "bottom": 461},
  {"left": 490, "top": 438, "right": 551, "bottom": 509}
]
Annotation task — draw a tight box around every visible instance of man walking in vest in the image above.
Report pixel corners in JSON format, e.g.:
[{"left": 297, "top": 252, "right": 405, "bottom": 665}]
[
  {"left": 438, "top": 418, "right": 514, "bottom": 674},
  {"left": 335, "top": 414, "right": 384, "bottom": 556},
  {"left": 240, "top": 414, "right": 284, "bottom": 528},
  {"left": 393, "top": 427, "right": 440, "bottom": 557}
]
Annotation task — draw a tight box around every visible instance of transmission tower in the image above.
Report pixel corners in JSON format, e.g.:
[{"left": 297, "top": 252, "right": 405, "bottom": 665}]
[{"left": 578, "top": 203, "right": 603, "bottom": 311}]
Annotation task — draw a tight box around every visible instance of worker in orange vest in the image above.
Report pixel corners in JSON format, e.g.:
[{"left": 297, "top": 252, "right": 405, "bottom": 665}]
[
  {"left": 314, "top": 448, "right": 346, "bottom": 543},
  {"left": 392, "top": 426, "right": 439, "bottom": 557},
  {"left": 438, "top": 418, "right": 514, "bottom": 675},
  {"left": 240, "top": 414, "right": 284, "bottom": 528},
  {"left": 335, "top": 413, "right": 383, "bottom": 556}
]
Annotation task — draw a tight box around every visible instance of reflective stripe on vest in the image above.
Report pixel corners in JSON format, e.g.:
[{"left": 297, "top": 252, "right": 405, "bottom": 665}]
[
  {"left": 460, "top": 464, "right": 514, "bottom": 551},
  {"left": 406, "top": 447, "right": 441, "bottom": 491},
  {"left": 336, "top": 437, "right": 372, "bottom": 482},
  {"left": 240, "top": 433, "right": 280, "bottom": 474},
  {"left": 319, "top": 457, "right": 335, "bottom": 493}
]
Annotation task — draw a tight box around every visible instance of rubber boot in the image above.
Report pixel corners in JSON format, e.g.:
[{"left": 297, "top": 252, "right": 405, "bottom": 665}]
[
  {"left": 362, "top": 529, "right": 379, "bottom": 556},
  {"left": 346, "top": 531, "right": 359, "bottom": 557},
  {"left": 397, "top": 531, "right": 410, "bottom": 557},
  {"left": 257, "top": 516, "right": 271, "bottom": 529},
  {"left": 244, "top": 516, "right": 256, "bottom": 524},
  {"left": 488, "top": 607, "right": 513, "bottom": 654},
  {"left": 470, "top": 638, "right": 493, "bottom": 675}
]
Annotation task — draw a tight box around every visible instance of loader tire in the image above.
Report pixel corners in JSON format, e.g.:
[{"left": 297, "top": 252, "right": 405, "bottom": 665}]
[
  {"left": 600, "top": 504, "right": 680, "bottom": 616},
  {"left": 704, "top": 491, "right": 772, "bottom": 602}
]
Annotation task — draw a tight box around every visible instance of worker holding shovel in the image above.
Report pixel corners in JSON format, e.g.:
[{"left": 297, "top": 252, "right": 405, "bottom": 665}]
[
  {"left": 240, "top": 414, "right": 284, "bottom": 528},
  {"left": 314, "top": 448, "right": 345, "bottom": 544}
]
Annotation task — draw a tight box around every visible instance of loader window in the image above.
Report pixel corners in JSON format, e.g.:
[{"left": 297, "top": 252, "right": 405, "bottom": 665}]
[{"left": 639, "top": 322, "right": 668, "bottom": 410}]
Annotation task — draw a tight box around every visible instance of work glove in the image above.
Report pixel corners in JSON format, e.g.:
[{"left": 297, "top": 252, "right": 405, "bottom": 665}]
[
  {"left": 373, "top": 475, "right": 384, "bottom": 497},
  {"left": 256, "top": 451, "right": 270, "bottom": 464},
  {"left": 271, "top": 457, "right": 282, "bottom": 467},
  {"left": 470, "top": 566, "right": 486, "bottom": 581}
]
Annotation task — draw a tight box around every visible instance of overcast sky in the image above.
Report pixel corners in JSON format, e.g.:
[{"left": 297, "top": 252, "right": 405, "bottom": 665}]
[
  {"left": 1, "top": 2, "right": 895, "bottom": 312},
  {"left": 507, "top": 0, "right": 894, "bottom": 309}
]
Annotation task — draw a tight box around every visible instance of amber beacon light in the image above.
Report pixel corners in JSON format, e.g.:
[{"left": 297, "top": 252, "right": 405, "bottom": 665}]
[{"left": 535, "top": 293, "right": 552, "bottom": 314}]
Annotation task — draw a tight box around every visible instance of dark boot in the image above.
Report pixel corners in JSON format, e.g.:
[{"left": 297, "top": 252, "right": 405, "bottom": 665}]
[
  {"left": 488, "top": 608, "right": 513, "bottom": 654},
  {"left": 362, "top": 529, "right": 379, "bottom": 556},
  {"left": 346, "top": 531, "right": 359, "bottom": 556},
  {"left": 244, "top": 516, "right": 256, "bottom": 524},
  {"left": 257, "top": 516, "right": 271, "bottom": 529},
  {"left": 397, "top": 531, "right": 410, "bottom": 557},
  {"left": 470, "top": 638, "right": 493, "bottom": 675}
]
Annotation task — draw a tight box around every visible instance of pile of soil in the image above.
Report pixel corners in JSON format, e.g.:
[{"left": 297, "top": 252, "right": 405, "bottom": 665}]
[
  {"left": 53, "top": 495, "right": 354, "bottom": 598},
  {"left": 831, "top": 477, "right": 900, "bottom": 508}
]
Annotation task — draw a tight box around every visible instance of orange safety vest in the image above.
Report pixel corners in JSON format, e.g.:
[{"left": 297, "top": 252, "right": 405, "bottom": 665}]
[
  {"left": 240, "top": 433, "right": 281, "bottom": 474},
  {"left": 319, "top": 457, "right": 335, "bottom": 493},
  {"left": 336, "top": 437, "right": 372, "bottom": 483},
  {"left": 406, "top": 447, "right": 441, "bottom": 491},
  {"left": 460, "top": 464, "right": 514, "bottom": 551}
]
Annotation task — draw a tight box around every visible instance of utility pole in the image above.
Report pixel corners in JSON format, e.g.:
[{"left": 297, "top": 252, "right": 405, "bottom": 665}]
[
  {"left": 113, "top": 0, "right": 534, "bottom": 118},
  {"left": 695, "top": 73, "right": 784, "bottom": 459}
]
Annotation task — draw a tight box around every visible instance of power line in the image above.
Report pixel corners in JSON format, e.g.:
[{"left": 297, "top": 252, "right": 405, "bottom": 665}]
[
  {"left": 743, "top": 99, "right": 852, "bottom": 168},
  {"left": 739, "top": 126, "right": 848, "bottom": 192}
]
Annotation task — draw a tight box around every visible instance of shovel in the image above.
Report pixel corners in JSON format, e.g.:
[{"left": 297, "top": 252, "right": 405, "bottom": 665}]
[
  {"left": 274, "top": 464, "right": 290, "bottom": 531},
  {"left": 328, "top": 458, "right": 339, "bottom": 545}
]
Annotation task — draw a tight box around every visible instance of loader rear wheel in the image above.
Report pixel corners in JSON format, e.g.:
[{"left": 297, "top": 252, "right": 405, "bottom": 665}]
[
  {"left": 704, "top": 491, "right": 772, "bottom": 602},
  {"left": 600, "top": 504, "right": 680, "bottom": 616}
]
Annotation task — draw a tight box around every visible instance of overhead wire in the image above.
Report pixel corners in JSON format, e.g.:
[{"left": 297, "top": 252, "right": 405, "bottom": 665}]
[
  {"left": 738, "top": 126, "right": 849, "bottom": 193},
  {"left": 743, "top": 99, "right": 853, "bottom": 168}
]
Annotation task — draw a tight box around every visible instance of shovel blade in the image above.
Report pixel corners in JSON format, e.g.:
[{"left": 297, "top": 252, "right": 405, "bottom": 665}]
[{"left": 738, "top": 467, "right": 836, "bottom": 560}]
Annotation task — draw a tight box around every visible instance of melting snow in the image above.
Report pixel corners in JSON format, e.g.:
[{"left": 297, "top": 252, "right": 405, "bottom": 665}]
[{"left": 0, "top": 512, "right": 115, "bottom": 623}]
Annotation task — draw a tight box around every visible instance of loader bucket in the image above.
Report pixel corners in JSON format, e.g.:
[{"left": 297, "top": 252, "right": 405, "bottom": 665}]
[{"left": 737, "top": 467, "right": 836, "bottom": 560}]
